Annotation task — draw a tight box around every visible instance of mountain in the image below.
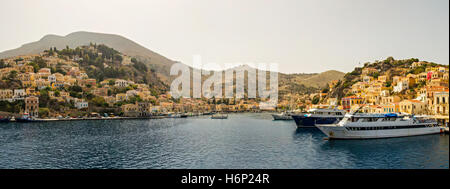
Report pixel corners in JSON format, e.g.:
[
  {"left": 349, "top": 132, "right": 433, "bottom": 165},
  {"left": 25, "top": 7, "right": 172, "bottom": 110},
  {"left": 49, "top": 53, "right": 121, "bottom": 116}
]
[
  {"left": 0, "top": 31, "right": 344, "bottom": 91},
  {"left": 216, "top": 65, "right": 344, "bottom": 96},
  {"left": 277, "top": 70, "right": 345, "bottom": 95},
  {"left": 0, "top": 31, "right": 176, "bottom": 82},
  {"left": 327, "top": 57, "right": 449, "bottom": 101},
  {"left": 293, "top": 70, "right": 345, "bottom": 88}
]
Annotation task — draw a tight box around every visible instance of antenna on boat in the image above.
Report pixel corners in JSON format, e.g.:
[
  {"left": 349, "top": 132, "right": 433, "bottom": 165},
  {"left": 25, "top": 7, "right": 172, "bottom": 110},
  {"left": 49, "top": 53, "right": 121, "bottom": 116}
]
[{"left": 348, "top": 99, "right": 367, "bottom": 116}]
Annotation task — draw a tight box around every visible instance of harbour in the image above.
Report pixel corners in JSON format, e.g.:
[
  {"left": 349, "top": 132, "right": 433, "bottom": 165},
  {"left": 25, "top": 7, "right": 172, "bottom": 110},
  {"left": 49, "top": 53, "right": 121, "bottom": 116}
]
[{"left": 0, "top": 113, "right": 448, "bottom": 169}]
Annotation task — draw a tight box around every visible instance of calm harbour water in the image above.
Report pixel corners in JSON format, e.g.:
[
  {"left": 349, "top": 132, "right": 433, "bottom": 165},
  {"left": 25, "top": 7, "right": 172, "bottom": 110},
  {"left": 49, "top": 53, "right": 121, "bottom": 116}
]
[{"left": 0, "top": 113, "right": 448, "bottom": 169}]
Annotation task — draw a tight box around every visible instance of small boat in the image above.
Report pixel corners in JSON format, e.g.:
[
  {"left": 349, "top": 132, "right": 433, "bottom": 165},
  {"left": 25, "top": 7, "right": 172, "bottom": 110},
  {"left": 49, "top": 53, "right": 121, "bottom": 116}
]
[
  {"left": 15, "top": 113, "right": 42, "bottom": 123},
  {"left": 272, "top": 112, "right": 293, "bottom": 120},
  {"left": 211, "top": 113, "right": 228, "bottom": 119},
  {"left": 316, "top": 113, "right": 441, "bottom": 139},
  {"left": 180, "top": 113, "right": 188, "bottom": 118},
  {"left": 291, "top": 108, "right": 346, "bottom": 127},
  {"left": 167, "top": 113, "right": 181, "bottom": 118},
  {"left": 0, "top": 116, "right": 10, "bottom": 123}
]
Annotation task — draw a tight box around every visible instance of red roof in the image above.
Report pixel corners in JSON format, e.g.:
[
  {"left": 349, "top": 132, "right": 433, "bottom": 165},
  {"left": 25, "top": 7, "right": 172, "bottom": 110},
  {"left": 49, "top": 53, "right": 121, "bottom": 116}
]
[
  {"left": 407, "top": 99, "right": 423, "bottom": 103},
  {"left": 342, "top": 96, "right": 362, "bottom": 99}
]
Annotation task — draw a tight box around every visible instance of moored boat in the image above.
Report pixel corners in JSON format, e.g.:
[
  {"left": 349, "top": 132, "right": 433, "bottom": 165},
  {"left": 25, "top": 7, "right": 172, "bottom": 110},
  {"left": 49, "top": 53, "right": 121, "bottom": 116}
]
[
  {"left": 272, "top": 112, "right": 293, "bottom": 120},
  {"left": 291, "top": 108, "right": 346, "bottom": 127},
  {"left": 316, "top": 113, "right": 441, "bottom": 139},
  {"left": 211, "top": 113, "right": 228, "bottom": 119},
  {"left": 15, "top": 113, "right": 43, "bottom": 123},
  {"left": 167, "top": 113, "right": 181, "bottom": 118},
  {"left": 0, "top": 116, "right": 10, "bottom": 123},
  {"left": 202, "top": 112, "right": 214, "bottom": 115}
]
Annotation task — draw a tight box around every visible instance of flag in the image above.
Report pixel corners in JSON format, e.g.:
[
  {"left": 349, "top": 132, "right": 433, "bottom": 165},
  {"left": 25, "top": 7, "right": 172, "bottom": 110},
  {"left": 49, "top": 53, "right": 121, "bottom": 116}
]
[{"left": 427, "top": 71, "right": 432, "bottom": 80}]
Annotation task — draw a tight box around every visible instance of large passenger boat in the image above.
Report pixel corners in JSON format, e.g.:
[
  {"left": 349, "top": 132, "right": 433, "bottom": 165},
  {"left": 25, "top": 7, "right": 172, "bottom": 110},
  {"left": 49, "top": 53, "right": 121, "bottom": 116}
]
[
  {"left": 291, "top": 108, "right": 346, "bottom": 127},
  {"left": 316, "top": 113, "right": 442, "bottom": 139}
]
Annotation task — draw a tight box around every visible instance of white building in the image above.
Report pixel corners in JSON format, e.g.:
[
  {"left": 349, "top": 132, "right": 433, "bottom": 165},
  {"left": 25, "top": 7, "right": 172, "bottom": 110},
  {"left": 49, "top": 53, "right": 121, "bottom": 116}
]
[
  {"left": 48, "top": 74, "right": 57, "bottom": 83},
  {"left": 115, "top": 79, "right": 129, "bottom": 87},
  {"left": 380, "top": 90, "right": 390, "bottom": 97},
  {"left": 126, "top": 90, "right": 138, "bottom": 97},
  {"left": 393, "top": 81, "right": 409, "bottom": 93},
  {"left": 75, "top": 101, "right": 89, "bottom": 109},
  {"left": 13, "top": 89, "right": 26, "bottom": 100}
]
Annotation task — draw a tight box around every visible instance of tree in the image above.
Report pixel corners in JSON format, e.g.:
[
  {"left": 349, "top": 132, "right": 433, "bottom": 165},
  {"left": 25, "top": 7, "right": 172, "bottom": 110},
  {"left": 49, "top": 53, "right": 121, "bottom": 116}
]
[
  {"left": 131, "top": 57, "right": 138, "bottom": 64},
  {"left": 371, "top": 72, "right": 380, "bottom": 79},
  {"left": 39, "top": 108, "right": 50, "bottom": 118},
  {"left": 91, "top": 97, "right": 107, "bottom": 107},
  {"left": 113, "top": 54, "right": 123, "bottom": 62},
  {"left": 384, "top": 56, "right": 395, "bottom": 64},
  {"left": 8, "top": 71, "right": 18, "bottom": 80},
  {"left": 312, "top": 96, "right": 320, "bottom": 104},
  {"left": 385, "top": 81, "right": 392, "bottom": 87},
  {"left": 321, "top": 85, "right": 330, "bottom": 93},
  {"left": 38, "top": 89, "right": 50, "bottom": 108},
  {"left": 33, "top": 56, "right": 47, "bottom": 69},
  {"left": 132, "top": 61, "right": 148, "bottom": 72},
  {"left": 0, "top": 59, "right": 6, "bottom": 68},
  {"left": 68, "top": 85, "right": 83, "bottom": 93}
]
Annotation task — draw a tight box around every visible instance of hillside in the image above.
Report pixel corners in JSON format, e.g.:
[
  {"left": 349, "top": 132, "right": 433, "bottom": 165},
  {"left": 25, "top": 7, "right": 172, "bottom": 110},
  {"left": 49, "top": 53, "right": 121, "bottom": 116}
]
[
  {"left": 0, "top": 31, "right": 344, "bottom": 95},
  {"left": 327, "top": 57, "right": 449, "bottom": 102},
  {"left": 285, "top": 70, "right": 344, "bottom": 88},
  {"left": 0, "top": 31, "right": 176, "bottom": 82},
  {"left": 203, "top": 65, "right": 344, "bottom": 97},
  {"left": 1, "top": 44, "right": 168, "bottom": 93}
]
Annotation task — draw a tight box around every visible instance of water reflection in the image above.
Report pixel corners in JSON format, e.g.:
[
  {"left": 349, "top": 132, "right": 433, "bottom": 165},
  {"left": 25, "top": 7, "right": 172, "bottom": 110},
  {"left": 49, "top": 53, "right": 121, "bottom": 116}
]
[{"left": 0, "top": 114, "right": 448, "bottom": 169}]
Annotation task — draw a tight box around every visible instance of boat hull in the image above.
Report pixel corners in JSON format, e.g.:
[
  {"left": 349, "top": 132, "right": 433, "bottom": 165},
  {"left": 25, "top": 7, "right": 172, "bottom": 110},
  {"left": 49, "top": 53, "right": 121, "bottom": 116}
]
[
  {"left": 316, "top": 125, "right": 442, "bottom": 139},
  {"left": 15, "top": 118, "right": 43, "bottom": 123},
  {"left": 211, "top": 115, "right": 228, "bottom": 119},
  {"left": 0, "top": 118, "right": 10, "bottom": 123},
  {"left": 292, "top": 115, "right": 341, "bottom": 127}
]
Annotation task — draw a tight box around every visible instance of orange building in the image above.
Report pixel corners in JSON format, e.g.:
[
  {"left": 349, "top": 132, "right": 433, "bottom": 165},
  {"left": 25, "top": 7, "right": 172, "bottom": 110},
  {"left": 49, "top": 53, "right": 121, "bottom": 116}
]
[{"left": 341, "top": 96, "right": 364, "bottom": 112}]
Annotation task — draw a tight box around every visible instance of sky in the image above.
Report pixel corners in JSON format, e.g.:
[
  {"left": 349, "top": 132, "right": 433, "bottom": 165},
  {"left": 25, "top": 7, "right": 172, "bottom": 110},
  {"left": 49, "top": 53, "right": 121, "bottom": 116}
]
[{"left": 0, "top": 0, "right": 448, "bottom": 73}]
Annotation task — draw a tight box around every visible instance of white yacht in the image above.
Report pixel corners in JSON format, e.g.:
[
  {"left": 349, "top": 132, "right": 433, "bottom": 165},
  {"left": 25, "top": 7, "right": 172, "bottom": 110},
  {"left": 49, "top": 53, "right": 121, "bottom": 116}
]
[{"left": 316, "top": 113, "right": 443, "bottom": 139}]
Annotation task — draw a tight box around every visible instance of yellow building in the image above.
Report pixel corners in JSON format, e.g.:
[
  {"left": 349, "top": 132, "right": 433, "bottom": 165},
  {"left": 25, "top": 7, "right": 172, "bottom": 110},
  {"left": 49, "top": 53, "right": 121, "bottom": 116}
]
[
  {"left": 0, "top": 89, "right": 13, "bottom": 100},
  {"left": 399, "top": 100, "right": 427, "bottom": 115},
  {"left": 382, "top": 103, "right": 400, "bottom": 113},
  {"left": 115, "top": 93, "right": 127, "bottom": 102},
  {"left": 25, "top": 96, "right": 39, "bottom": 117},
  {"left": 433, "top": 91, "right": 449, "bottom": 115},
  {"left": 121, "top": 104, "right": 138, "bottom": 117},
  {"left": 380, "top": 96, "right": 401, "bottom": 104}
]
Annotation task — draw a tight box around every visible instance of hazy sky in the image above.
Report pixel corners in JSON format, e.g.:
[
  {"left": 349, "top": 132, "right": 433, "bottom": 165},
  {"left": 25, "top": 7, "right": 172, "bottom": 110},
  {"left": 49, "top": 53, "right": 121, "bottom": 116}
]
[{"left": 0, "top": 0, "right": 448, "bottom": 73}]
